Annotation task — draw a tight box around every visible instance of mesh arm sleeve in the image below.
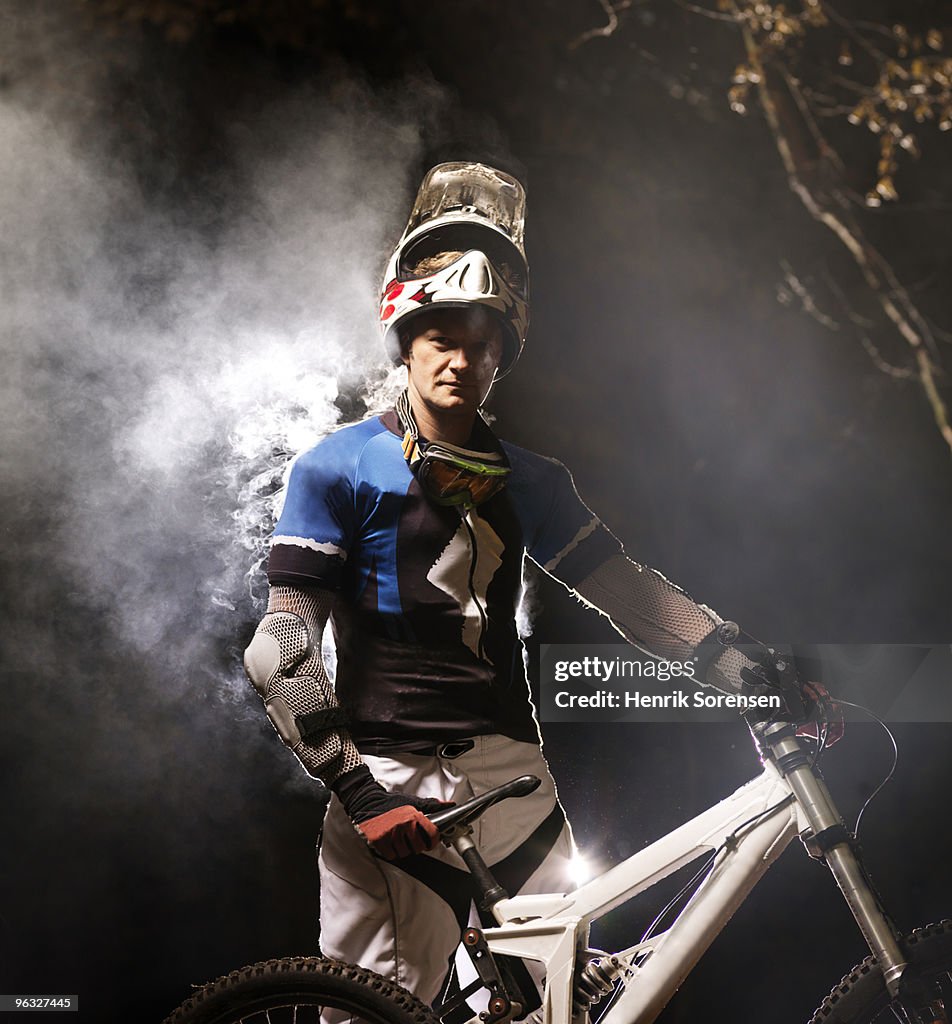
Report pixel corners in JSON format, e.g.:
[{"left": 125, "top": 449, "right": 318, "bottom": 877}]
[
  {"left": 572, "top": 552, "right": 758, "bottom": 694},
  {"left": 243, "top": 585, "right": 363, "bottom": 784}
]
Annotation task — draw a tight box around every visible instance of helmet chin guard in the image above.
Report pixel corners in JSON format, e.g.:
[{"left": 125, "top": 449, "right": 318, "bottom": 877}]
[{"left": 379, "top": 162, "right": 529, "bottom": 378}]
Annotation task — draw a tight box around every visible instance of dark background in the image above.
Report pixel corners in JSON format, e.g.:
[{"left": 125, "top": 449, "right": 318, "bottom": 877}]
[{"left": 1, "top": 1, "right": 950, "bottom": 1020}]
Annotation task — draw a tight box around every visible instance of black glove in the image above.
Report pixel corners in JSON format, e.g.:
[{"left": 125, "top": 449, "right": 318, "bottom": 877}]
[
  {"left": 332, "top": 764, "right": 452, "bottom": 860},
  {"left": 741, "top": 651, "right": 844, "bottom": 744},
  {"left": 739, "top": 648, "right": 807, "bottom": 720}
]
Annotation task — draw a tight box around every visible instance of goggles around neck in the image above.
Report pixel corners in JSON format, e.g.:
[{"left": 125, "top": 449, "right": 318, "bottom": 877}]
[{"left": 396, "top": 391, "right": 510, "bottom": 510}]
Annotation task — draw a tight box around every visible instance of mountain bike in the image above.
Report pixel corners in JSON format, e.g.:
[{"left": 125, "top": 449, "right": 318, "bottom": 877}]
[{"left": 162, "top": 674, "right": 950, "bottom": 1024}]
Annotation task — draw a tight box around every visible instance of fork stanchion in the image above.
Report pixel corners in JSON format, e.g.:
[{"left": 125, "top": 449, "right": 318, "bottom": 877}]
[{"left": 754, "top": 716, "right": 910, "bottom": 998}]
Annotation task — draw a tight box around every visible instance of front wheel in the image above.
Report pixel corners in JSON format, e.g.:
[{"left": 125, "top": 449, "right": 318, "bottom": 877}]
[
  {"left": 162, "top": 957, "right": 442, "bottom": 1024},
  {"left": 811, "top": 921, "right": 952, "bottom": 1023}
]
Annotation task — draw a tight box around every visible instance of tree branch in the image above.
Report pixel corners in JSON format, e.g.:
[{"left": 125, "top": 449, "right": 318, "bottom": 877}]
[
  {"left": 728, "top": 2, "right": 952, "bottom": 456},
  {"left": 780, "top": 260, "right": 840, "bottom": 331},
  {"left": 569, "top": 0, "right": 634, "bottom": 50},
  {"left": 670, "top": 0, "right": 737, "bottom": 22}
]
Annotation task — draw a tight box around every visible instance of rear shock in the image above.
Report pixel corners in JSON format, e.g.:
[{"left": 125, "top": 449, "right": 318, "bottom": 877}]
[{"left": 573, "top": 955, "right": 624, "bottom": 1016}]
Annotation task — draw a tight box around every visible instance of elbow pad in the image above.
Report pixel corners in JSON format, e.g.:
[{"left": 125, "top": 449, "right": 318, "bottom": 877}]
[{"left": 244, "top": 586, "right": 361, "bottom": 783}]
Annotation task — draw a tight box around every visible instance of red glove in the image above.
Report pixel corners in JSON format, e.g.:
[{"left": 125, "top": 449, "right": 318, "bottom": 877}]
[
  {"left": 796, "top": 681, "right": 845, "bottom": 746},
  {"left": 356, "top": 806, "right": 442, "bottom": 859},
  {"left": 332, "top": 764, "right": 452, "bottom": 860}
]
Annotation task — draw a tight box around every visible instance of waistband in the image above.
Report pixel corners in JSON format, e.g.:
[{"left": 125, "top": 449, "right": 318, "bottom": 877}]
[{"left": 356, "top": 732, "right": 541, "bottom": 760}]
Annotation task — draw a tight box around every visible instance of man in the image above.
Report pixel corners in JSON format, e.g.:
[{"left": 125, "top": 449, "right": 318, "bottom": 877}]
[{"left": 243, "top": 162, "right": 811, "bottom": 1005}]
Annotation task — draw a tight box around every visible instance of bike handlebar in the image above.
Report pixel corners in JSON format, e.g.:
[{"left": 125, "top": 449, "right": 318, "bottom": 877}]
[{"left": 428, "top": 774, "right": 541, "bottom": 834}]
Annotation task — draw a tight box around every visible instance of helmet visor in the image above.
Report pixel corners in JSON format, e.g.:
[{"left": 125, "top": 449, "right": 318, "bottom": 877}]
[{"left": 404, "top": 162, "right": 526, "bottom": 253}]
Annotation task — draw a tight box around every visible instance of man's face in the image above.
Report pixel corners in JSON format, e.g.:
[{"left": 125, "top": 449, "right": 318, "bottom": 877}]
[{"left": 403, "top": 307, "right": 504, "bottom": 419}]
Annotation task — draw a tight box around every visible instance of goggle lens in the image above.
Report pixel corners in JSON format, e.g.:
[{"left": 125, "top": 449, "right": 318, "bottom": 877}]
[{"left": 417, "top": 453, "right": 509, "bottom": 508}]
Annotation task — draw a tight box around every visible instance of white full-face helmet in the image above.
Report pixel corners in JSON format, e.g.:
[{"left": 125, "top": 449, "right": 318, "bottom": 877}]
[{"left": 379, "top": 162, "right": 529, "bottom": 378}]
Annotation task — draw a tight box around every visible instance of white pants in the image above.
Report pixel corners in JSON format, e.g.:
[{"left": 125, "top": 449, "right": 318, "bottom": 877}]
[{"left": 318, "top": 735, "right": 577, "bottom": 1005}]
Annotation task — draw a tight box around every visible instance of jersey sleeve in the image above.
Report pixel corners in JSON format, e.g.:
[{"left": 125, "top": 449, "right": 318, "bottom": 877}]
[
  {"left": 267, "top": 438, "right": 356, "bottom": 591},
  {"left": 507, "top": 448, "right": 622, "bottom": 588}
]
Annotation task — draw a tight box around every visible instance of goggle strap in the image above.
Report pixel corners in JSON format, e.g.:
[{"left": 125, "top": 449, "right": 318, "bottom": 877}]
[
  {"left": 401, "top": 431, "right": 422, "bottom": 464},
  {"left": 423, "top": 448, "right": 509, "bottom": 477}
]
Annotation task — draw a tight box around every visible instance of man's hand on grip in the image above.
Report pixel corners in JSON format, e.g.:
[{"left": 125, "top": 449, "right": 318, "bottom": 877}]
[
  {"left": 332, "top": 764, "right": 452, "bottom": 860},
  {"left": 356, "top": 805, "right": 441, "bottom": 859},
  {"left": 740, "top": 650, "right": 844, "bottom": 746}
]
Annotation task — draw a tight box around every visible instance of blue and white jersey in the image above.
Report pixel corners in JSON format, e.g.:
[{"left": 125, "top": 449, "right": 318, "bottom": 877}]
[{"left": 268, "top": 410, "right": 620, "bottom": 753}]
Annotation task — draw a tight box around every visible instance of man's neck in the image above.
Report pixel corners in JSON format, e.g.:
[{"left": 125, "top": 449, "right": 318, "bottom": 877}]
[{"left": 407, "top": 391, "right": 478, "bottom": 447}]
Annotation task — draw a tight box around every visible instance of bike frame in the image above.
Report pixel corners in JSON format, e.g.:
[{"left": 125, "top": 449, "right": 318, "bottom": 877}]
[{"left": 459, "top": 726, "right": 909, "bottom": 1024}]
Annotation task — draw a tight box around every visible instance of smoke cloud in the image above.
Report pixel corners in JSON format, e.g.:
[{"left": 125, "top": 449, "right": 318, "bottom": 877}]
[{"left": 0, "top": 3, "right": 442, "bottom": 792}]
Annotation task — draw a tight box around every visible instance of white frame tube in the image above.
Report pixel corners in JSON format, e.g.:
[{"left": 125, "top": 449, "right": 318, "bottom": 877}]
[{"left": 480, "top": 763, "right": 799, "bottom": 1024}]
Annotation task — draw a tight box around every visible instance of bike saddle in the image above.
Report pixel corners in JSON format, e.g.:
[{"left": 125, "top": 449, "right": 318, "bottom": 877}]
[{"left": 429, "top": 775, "right": 541, "bottom": 834}]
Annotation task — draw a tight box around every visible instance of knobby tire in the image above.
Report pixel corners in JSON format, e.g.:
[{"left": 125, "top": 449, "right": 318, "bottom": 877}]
[
  {"left": 811, "top": 921, "right": 952, "bottom": 1023},
  {"left": 162, "top": 956, "right": 441, "bottom": 1024}
]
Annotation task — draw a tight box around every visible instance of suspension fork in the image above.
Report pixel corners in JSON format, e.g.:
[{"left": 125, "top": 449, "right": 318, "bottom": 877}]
[{"left": 755, "top": 719, "right": 909, "bottom": 998}]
